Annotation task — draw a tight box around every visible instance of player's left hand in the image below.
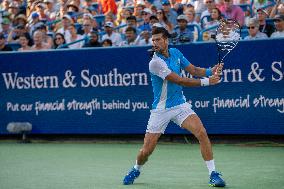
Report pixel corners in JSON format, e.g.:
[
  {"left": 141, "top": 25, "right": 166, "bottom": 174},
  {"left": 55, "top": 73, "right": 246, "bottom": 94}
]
[{"left": 212, "top": 63, "right": 224, "bottom": 75}]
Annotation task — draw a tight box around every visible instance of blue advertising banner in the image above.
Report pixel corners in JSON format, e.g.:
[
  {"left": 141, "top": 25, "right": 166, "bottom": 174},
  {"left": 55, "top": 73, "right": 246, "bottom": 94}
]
[{"left": 0, "top": 39, "right": 284, "bottom": 134}]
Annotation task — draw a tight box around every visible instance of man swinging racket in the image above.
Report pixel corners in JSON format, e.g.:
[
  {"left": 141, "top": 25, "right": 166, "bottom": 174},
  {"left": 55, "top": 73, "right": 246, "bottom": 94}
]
[{"left": 123, "top": 26, "right": 226, "bottom": 187}]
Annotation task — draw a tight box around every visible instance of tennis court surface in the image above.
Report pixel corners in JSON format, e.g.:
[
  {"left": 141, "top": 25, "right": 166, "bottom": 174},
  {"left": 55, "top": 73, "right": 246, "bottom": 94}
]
[{"left": 0, "top": 142, "right": 283, "bottom": 189}]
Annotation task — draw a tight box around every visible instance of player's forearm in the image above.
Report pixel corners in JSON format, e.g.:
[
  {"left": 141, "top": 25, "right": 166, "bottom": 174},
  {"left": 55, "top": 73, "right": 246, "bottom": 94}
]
[
  {"left": 193, "top": 67, "right": 208, "bottom": 77},
  {"left": 179, "top": 77, "right": 202, "bottom": 87}
]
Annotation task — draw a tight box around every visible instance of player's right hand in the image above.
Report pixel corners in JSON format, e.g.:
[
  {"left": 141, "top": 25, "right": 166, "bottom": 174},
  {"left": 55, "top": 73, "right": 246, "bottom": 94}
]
[{"left": 209, "top": 74, "right": 221, "bottom": 85}]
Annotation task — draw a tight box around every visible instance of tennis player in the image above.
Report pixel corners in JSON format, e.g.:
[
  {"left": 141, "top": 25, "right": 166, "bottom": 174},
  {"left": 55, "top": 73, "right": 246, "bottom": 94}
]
[{"left": 123, "top": 26, "right": 226, "bottom": 187}]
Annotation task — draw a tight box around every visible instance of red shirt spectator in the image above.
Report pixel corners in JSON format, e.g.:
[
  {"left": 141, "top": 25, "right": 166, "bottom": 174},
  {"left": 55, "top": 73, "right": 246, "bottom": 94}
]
[{"left": 98, "top": 0, "right": 117, "bottom": 15}]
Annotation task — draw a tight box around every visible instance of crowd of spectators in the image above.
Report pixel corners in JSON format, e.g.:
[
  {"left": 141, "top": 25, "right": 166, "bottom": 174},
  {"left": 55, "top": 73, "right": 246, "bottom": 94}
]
[{"left": 0, "top": 0, "right": 283, "bottom": 52}]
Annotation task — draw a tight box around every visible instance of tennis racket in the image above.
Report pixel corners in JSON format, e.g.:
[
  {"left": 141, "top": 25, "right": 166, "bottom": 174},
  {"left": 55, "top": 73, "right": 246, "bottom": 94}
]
[{"left": 215, "top": 19, "right": 241, "bottom": 67}]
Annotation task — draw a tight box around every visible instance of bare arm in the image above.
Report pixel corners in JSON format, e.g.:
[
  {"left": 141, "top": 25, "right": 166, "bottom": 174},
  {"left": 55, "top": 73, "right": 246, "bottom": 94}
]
[
  {"left": 184, "top": 63, "right": 223, "bottom": 77},
  {"left": 165, "top": 72, "right": 220, "bottom": 87}
]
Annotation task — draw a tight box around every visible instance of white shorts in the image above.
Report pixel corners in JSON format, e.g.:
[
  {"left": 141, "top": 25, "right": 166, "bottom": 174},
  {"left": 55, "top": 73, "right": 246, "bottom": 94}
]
[{"left": 146, "top": 102, "right": 196, "bottom": 134}]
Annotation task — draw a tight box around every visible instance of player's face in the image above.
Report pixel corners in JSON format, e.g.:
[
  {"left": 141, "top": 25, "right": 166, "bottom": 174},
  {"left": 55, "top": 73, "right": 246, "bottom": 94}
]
[{"left": 152, "top": 33, "right": 168, "bottom": 53}]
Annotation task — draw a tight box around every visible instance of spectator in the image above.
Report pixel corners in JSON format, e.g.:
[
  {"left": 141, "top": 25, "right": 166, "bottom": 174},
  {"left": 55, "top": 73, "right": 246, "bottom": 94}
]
[
  {"left": 119, "top": 26, "right": 141, "bottom": 46},
  {"left": 134, "top": 1, "right": 146, "bottom": 20},
  {"left": 53, "top": 32, "right": 67, "bottom": 49},
  {"left": 8, "top": 2, "right": 20, "bottom": 20},
  {"left": 271, "top": 14, "right": 284, "bottom": 38},
  {"left": 56, "top": 14, "right": 73, "bottom": 43},
  {"left": 31, "top": 30, "right": 50, "bottom": 50},
  {"left": 81, "top": 19, "right": 94, "bottom": 38},
  {"left": 139, "top": 30, "right": 152, "bottom": 45},
  {"left": 201, "top": 0, "right": 217, "bottom": 28},
  {"left": 68, "top": 24, "right": 84, "bottom": 49},
  {"left": 101, "top": 21, "right": 122, "bottom": 46},
  {"left": 14, "top": 14, "right": 28, "bottom": 29},
  {"left": 44, "top": 0, "right": 56, "bottom": 20},
  {"left": 36, "top": 24, "right": 53, "bottom": 48},
  {"left": 157, "top": 9, "right": 174, "bottom": 32},
  {"left": 83, "top": 31, "right": 101, "bottom": 47},
  {"left": 184, "top": 9, "right": 199, "bottom": 25},
  {"left": 204, "top": 8, "right": 222, "bottom": 30},
  {"left": 0, "top": 32, "right": 12, "bottom": 51},
  {"left": 7, "top": 24, "right": 27, "bottom": 43},
  {"left": 270, "top": 0, "right": 284, "bottom": 18},
  {"left": 173, "top": 14, "right": 194, "bottom": 44},
  {"left": 138, "top": 8, "right": 152, "bottom": 32},
  {"left": 121, "top": 16, "right": 141, "bottom": 34},
  {"left": 102, "top": 38, "right": 112, "bottom": 47},
  {"left": 18, "top": 33, "right": 32, "bottom": 51},
  {"left": 149, "top": 15, "right": 160, "bottom": 28},
  {"left": 1, "top": 18, "right": 11, "bottom": 41},
  {"left": 161, "top": 0, "right": 178, "bottom": 26},
  {"left": 221, "top": 0, "right": 245, "bottom": 26},
  {"left": 34, "top": 2, "right": 49, "bottom": 22},
  {"left": 98, "top": 0, "right": 117, "bottom": 15},
  {"left": 244, "top": 18, "right": 268, "bottom": 40},
  {"left": 257, "top": 8, "right": 275, "bottom": 37}
]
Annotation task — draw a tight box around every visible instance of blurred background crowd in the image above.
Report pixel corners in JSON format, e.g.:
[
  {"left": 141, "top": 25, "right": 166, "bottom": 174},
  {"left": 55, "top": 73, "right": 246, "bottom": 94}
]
[{"left": 0, "top": 0, "right": 283, "bottom": 51}]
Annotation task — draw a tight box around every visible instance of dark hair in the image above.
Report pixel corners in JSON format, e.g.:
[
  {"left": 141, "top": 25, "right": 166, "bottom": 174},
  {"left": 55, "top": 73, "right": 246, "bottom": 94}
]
[
  {"left": 125, "top": 26, "right": 136, "bottom": 34},
  {"left": 102, "top": 39, "right": 112, "bottom": 46},
  {"left": 211, "top": 8, "right": 222, "bottom": 20},
  {"left": 53, "top": 33, "right": 66, "bottom": 48},
  {"left": 152, "top": 27, "right": 171, "bottom": 39},
  {"left": 126, "top": 16, "right": 137, "bottom": 21},
  {"left": 150, "top": 15, "right": 158, "bottom": 21}
]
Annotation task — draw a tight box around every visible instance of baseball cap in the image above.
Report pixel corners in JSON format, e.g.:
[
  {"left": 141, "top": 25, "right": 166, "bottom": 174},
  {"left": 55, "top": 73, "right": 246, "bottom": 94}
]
[
  {"left": 177, "top": 14, "right": 188, "bottom": 22},
  {"left": 32, "top": 12, "right": 39, "bottom": 19},
  {"left": 104, "top": 21, "right": 114, "bottom": 28},
  {"left": 63, "top": 14, "right": 73, "bottom": 21},
  {"left": 161, "top": 0, "right": 170, "bottom": 5},
  {"left": 273, "top": 14, "right": 284, "bottom": 21},
  {"left": 257, "top": 8, "right": 268, "bottom": 15},
  {"left": 142, "top": 8, "right": 152, "bottom": 15},
  {"left": 1, "top": 18, "right": 11, "bottom": 25}
]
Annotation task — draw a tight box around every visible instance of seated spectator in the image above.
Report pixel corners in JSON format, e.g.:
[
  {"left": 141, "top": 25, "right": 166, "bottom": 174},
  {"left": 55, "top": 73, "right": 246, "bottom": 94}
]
[
  {"left": 139, "top": 30, "right": 152, "bottom": 45},
  {"left": 201, "top": 0, "right": 217, "bottom": 28},
  {"left": 244, "top": 18, "right": 268, "bottom": 40},
  {"left": 271, "top": 14, "right": 284, "bottom": 38},
  {"left": 173, "top": 14, "right": 194, "bottom": 44},
  {"left": 257, "top": 8, "right": 275, "bottom": 37},
  {"left": 56, "top": 14, "right": 73, "bottom": 43},
  {"left": 44, "top": 0, "right": 56, "bottom": 20},
  {"left": 161, "top": 0, "right": 178, "bottom": 26},
  {"left": 138, "top": 8, "right": 152, "bottom": 32},
  {"left": 31, "top": 30, "right": 50, "bottom": 50},
  {"left": 1, "top": 18, "right": 12, "bottom": 41},
  {"left": 68, "top": 24, "right": 84, "bottom": 49},
  {"left": 83, "top": 31, "right": 101, "bottom": 47},
  {"left": 157, "top": 9, "right": 174, "bottom": 32},
  {"left": 149, "top": 15, "right": 160, "bottom": 28},
  {"left": 7, "top": 24, "right": 27, "bottom": 43},
  {"left": 101, "top": 21, "right": 122, "bottom": 46},
  {"left": 53, "top": 32, "right": 68, "bottom": 49},
  {"left": 121, "top": 16, "right": 142, "bottom": 34},
  {"left": 0, "top": 32, "right": 12, "bottom": 51},
  {"left": 102, "top": 39, "right": 112, "bottom": 47},
  {"left": 221, "top": 0, "right": 245, "bottom": 26},
  {"left": 203, "top": 7, "right": 222, "bottom": 36},
  {"left": 184, "top": 9, "right": 199, "bottom": 25},
  {"left": 119, "top": 26, "right": 142, "bottom": 46},
  {"left": 18, "top": 33, "right": 32, "bottom": 51},
  {"left": 36, "top": 24, "right": 53, "bottom": 48},
  {"left": 270, "top": 1, "right": 284, "bottom": 18}
]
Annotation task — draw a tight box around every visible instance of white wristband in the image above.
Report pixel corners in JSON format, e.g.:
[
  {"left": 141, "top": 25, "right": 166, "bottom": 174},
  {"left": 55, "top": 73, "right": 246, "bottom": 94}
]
[{"left": 200, "top": 78, "right": 209, "bottom": 86}]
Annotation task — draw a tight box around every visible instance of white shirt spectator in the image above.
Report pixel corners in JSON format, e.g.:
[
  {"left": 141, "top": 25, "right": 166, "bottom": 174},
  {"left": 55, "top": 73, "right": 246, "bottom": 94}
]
[
  {"left": 244, "top": 31, "right": 268, "bottom": 40},
  {"left": 270, "top": 31, "right": 284, "bottom": 38},
  {"left": 102, "top": 32, "right": 122, "bottom": 46},
  {"left": 68, "top": 34, "right": 84, "bottom": 49}
]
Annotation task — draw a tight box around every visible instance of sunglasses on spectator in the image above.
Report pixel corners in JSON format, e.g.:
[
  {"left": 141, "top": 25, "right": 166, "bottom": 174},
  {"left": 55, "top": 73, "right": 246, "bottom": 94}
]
[
  {"left": 248, "top": 26, "right": 256, "bottom": 29},
  {"left": 206, "top": 1, "right": 213, "bottom": 4},
  {"left": 224, "top": 0, "right": 231, "bottom": 2},
  {"left": 83, "top": 24, "right": 91, "bottom": 27},
  {"left": 274, "top": 19, "right": 282, "bottom": 23},
  {"left": 157, "top": 12, "right": 162, "bottom": 14},
  {"left": 55, "top": 37, "right": 63, "bottom": 40}
]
